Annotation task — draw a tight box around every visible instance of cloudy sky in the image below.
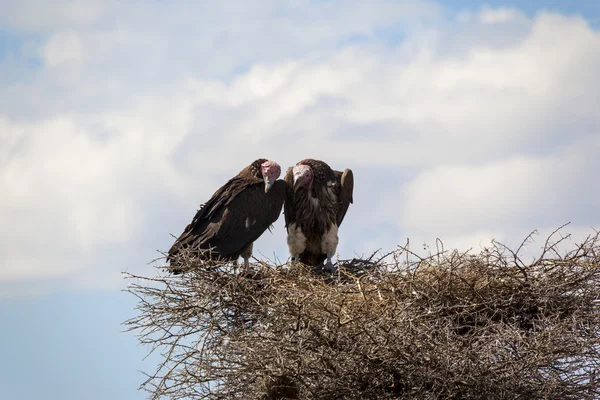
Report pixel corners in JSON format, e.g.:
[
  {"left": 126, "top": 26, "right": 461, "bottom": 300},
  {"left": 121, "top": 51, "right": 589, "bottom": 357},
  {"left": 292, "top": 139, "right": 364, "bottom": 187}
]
[{"left": 0, "top": 0, "right": 598, "bottom": 398}]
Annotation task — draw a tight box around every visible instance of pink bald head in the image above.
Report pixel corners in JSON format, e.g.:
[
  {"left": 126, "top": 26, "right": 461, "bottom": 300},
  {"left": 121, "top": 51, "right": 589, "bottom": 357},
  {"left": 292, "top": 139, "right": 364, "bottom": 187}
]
[
  {"left": 261, "top": 160, "right": 281, "bottom": 193},
  {"left": 292, "top": 164, "right": 313, "bottom": 191}
]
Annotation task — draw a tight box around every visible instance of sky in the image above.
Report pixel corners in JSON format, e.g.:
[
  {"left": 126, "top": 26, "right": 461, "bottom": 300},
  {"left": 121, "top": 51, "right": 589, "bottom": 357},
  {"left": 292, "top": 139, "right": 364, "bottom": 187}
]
[{"left": 0, "top": 0, "right": 599, "bottom": 398}]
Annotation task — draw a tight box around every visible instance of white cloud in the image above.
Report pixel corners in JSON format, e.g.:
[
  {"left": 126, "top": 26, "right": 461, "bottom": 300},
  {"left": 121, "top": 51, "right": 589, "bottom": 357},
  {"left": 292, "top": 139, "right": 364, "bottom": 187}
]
[
  {"left": 402, "top": 137, "right": 600, "bottom": 235},
  {"left": 0, "top": 3, "right": 598, "bottom": 297},
  {"left": 479, "top": 8, "right": 524, "bottom": 24},
  {"left": 41, "top": 31, "right": 84, "bottom": 66}
]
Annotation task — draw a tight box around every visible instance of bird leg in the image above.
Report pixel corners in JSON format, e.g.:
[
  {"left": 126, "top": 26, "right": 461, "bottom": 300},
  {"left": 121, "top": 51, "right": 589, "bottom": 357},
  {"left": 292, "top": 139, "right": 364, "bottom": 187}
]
[
  {"left": 324, "top": 252, "right": 336, "bottom": 273},
  {"left": 321, "top": 224, "right": 339, "bottom": 273},
  {"left": 287, "top": 224, "right": 306, "bottom": 265},
  {"left": 240, "top": 243, "right": 253, "bottom": 274}
]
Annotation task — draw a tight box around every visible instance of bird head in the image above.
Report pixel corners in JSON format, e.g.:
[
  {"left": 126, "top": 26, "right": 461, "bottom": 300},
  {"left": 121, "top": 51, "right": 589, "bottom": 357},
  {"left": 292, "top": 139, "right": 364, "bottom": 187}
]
[
  {"left": 260, "top": 160, "right": 281, "bottom": 193},
  {"left": 292, "top": 164, "right": 313, "bottom": 192}
]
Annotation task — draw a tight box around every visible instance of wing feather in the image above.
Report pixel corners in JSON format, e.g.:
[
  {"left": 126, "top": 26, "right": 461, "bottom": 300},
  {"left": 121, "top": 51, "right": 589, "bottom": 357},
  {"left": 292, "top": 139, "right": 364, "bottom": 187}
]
[
  {"left": 188, "top": 176, "right": 248, "bottom": 225},
  {"left": 168, "top": 177, "right": 267, "bottom": 261},
  {"left": 335, "top": 168, "right": 354, "bottom": 227},
  {"left": 212, "top": 180, "right": 287, "bottom": 256}
]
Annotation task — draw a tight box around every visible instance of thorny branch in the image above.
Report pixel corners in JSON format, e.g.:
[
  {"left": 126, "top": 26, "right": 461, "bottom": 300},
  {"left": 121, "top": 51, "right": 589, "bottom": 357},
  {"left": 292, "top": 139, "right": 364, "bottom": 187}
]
[{"left": 124, "top": 229, "right": 600, "bottom": 399}]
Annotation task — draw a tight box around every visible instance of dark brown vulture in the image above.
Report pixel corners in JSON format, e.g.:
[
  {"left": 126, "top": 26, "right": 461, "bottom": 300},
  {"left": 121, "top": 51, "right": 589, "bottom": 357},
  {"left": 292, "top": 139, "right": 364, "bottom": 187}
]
[
  {"left": 283, "top": 159, "right": 354, "bottom": 272},
  {"left": 168, "top": 159, "right": 287, "bottom": 273}
]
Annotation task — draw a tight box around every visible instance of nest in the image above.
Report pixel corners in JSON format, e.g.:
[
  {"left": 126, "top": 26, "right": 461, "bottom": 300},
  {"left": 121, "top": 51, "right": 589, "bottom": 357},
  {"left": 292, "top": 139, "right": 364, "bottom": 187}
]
[{"left": 124, "top": 228, "right": 600, "bottom": 399}]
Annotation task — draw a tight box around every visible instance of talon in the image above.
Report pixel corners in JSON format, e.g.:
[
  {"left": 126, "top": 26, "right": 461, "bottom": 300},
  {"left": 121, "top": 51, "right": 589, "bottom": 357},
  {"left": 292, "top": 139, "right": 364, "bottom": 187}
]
[
  {"left": 324, "top": 261, "right": 336, "bottom": 273},
  {"left": 324, "top": 252, "right": 336, "bottom": 273}
]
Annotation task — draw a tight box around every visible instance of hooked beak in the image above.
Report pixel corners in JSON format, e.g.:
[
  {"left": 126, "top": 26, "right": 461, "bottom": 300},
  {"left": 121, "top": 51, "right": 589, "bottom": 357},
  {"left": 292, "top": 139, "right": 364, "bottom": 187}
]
[
  {"left": 264, "top": 176, "right": 275, "bottom": 193},
  {"left": 293, "top": 177, "right": 301, "bottom": 192}
]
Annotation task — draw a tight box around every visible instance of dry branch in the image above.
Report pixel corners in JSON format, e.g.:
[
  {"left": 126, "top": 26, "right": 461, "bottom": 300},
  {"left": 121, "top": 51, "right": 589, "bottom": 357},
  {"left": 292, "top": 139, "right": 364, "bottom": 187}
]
[{"left": 124, "top": 229, "right": 600, "bottom": 399}]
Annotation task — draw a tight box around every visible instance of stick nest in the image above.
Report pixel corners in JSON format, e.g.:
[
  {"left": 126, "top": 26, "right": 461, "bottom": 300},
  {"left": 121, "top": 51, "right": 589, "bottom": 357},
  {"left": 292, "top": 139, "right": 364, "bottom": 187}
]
[{"left": 125, "top": 228, "right": 600, "bottom": 399}]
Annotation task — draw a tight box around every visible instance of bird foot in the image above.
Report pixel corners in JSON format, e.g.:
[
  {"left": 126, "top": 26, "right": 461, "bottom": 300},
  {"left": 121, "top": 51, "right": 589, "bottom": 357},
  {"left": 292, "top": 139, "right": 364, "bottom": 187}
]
[
  {"left": 323, "top": 252, "right": 337, "bottom": 273},
  {"left": 324, "top": 260, "right": 337, "bottom": 273}
]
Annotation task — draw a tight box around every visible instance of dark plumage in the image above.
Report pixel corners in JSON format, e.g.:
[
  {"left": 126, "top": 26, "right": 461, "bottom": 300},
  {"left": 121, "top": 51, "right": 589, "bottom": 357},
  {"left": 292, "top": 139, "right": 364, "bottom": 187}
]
[
  {"left": 283, "top": 159, "right": 354, "bottom": 272},
  {"left": 168, "top": 159, "right": 287, "bottom": 273}
]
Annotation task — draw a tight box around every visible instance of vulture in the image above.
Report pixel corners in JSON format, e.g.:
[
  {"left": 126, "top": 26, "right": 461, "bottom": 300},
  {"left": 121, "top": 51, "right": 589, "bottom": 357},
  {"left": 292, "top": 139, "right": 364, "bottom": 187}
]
[
  {"left": 168, "top": 159, "right": 287, "bottom": 273},
  {"left": 284, "top": 159, "right": 354, "bottom": 272}
]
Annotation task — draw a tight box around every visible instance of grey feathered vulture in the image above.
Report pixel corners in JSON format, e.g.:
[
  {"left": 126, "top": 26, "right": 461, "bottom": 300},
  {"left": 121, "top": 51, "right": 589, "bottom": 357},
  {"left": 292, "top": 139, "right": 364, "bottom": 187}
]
[
  {"left": 168, "top": 159, "right": 286, "bottom": 273},
  {"left": 284, "top": 159, "right": 354, "bottom": 272}
]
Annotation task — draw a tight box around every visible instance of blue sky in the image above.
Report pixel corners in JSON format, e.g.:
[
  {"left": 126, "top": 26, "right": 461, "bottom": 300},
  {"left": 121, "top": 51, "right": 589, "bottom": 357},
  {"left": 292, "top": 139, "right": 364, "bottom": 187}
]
[{"left": 0, "top": 1, "right": 599, "bottom": 399}]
